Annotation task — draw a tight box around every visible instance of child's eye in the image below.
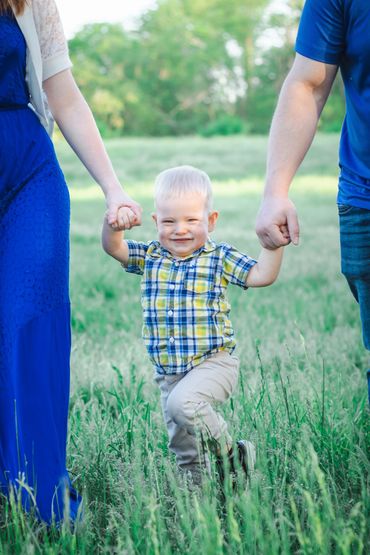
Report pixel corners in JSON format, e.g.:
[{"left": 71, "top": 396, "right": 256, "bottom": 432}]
[{"left": 188, "top": 219, "right": 198, "bottom": 223}]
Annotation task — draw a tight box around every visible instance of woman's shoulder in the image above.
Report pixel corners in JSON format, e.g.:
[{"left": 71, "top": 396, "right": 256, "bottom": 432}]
[
  {"left": 30, "top": 0, "right": 70, "bottom": 69},
  {"left": 30, "top": 0, "right": 62, "bottom": 24}
]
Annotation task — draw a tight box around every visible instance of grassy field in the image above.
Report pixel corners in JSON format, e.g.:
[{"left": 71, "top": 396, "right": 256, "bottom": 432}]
[{"left": 1, "top": 135, "right": 369, "bottom": 554}]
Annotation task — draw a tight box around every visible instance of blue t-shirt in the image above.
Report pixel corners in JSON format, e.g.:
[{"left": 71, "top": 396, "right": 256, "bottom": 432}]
[{"left": 296, "top": 0, "right": 370, "bottom": 209}]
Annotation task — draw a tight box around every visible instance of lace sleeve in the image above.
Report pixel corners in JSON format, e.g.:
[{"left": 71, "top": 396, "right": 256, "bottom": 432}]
[{"left": 31, "top": 0, "right": 72, "bottom": 81}]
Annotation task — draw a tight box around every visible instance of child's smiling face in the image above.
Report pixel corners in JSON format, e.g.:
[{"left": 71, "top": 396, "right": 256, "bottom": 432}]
[{"left": 152, "top": 192, "right": 218, "bottom": 258}]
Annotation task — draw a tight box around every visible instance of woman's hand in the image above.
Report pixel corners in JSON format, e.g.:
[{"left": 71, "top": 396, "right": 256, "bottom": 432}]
[
  {"left": 105, "top": 188, "right": 142, "bottom": 230},
  {"left": 107, "top": 206, "right": 136, "bottom": 231}
]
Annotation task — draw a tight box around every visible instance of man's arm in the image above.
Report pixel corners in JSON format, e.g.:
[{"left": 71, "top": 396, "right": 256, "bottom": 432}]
[
  {"left": 256, "top": 54, "right": 338, "bottom": 249},
  {"left": 246, "top": 247, "right": 284, "bottom": 287}
]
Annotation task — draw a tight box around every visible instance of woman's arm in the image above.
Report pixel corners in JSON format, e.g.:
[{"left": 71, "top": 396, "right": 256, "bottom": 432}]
[{"left": 43, "top": 69, "right": 142, "bottom": 228}]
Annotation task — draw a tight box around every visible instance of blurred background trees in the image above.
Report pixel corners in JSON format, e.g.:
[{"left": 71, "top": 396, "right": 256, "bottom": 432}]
[{"left": 68, "top": 0, "right": 344, "bottom": 137}]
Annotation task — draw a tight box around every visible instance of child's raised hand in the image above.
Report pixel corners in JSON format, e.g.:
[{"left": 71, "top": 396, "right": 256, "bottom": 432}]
[{"left": 108, "top": 206, "right": 138, "bottom": 231}]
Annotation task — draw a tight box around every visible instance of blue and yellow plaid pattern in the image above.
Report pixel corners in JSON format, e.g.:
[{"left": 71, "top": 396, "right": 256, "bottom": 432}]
[{"left": 124, "top": 239, "right": 257, "bottom": 374}]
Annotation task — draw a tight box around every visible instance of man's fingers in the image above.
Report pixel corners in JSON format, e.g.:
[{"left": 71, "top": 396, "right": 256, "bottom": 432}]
[
  {"left": 286, "top": 209, "right": 300, "bottom": 245},
  {"left": 280, "top": 224, "right": 291, "bottom": 240},
  {"left": 256, "top": 197, "right": 299, "bottom": 248},
  {"left": 269, "top": 226, "right": 291, "bottom": 248},
  {"left": 259, "top": 225, "right": 291, "bottom": 249}
]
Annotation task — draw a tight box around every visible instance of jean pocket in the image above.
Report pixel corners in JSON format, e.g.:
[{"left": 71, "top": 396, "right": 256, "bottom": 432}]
[{"left": 338, "top": 203, "right": 355, "bottom": 216}]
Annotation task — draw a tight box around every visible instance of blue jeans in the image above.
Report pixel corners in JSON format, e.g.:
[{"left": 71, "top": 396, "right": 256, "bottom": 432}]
[{"left": 338, "top": 204, "right": 370, "bottom": 401}]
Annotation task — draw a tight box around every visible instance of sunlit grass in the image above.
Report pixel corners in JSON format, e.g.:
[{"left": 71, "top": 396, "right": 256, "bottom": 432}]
[
  {"left": 69, "top": 175, "right": 339, "bottom": 202},
  {"left": 1, "top": 135, "right": 368, "bottom": 554},
  {"left": 56, "top": 133, "right": 341, "bottom": 189}
]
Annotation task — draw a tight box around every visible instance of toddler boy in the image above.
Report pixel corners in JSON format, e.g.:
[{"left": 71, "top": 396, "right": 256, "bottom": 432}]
[{"left": 102, "top": 166, "right": 284, "bottom": 486}]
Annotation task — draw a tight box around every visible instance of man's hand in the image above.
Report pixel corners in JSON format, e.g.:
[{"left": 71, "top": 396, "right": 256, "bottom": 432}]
[
  {"left": 256, "top": 196, "right": 299, "bottom": 249},
  {"left": 105, "top": 189, "right": 142, "bottom": 230}
]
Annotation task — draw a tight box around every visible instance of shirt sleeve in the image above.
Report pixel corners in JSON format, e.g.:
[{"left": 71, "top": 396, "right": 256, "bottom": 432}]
[
  {"left": 222, "top": 245, "right": 257, "bottom": 290},
  {"left": 32, "top": 0, "right": 72, "bottom": 81},
  {"left": 124, "top": 240, "right": 149, "bottom": 275},
  {"left": 295, "top": 0, "right": 345, "bottom": 65}
]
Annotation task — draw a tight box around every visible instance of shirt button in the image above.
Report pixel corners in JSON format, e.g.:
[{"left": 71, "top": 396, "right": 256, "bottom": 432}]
[
  {"left": 168, "top": 310, "right": 173, "bottom": 316},
  {"left": 175, "top": 261, "right": 179, "bottom": 266},
  {"left": 169, "top": 337, "right": 175, "bottom": 344},
  {"left": 170, "top": 284, "right": 175, "bottom": 290}
]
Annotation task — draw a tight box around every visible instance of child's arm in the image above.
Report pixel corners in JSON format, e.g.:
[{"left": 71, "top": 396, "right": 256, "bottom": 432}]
[
  {"left": 245, "top": 246, "right": 284, "bottom": 287},
  {"left": 101, "top": 207, "right": 135, "bottom": 266}
]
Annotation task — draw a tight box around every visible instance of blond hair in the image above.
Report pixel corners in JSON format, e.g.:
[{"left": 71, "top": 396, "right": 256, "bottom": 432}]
[{"left": 154, "top": 165, "right": 213, "bottom": 211}]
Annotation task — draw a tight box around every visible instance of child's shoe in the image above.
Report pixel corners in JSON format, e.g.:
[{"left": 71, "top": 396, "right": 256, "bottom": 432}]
[
  {"left": 236, "top": 440, "right": 256, "bottom": 478},
  {"left": 216, "top": 440, "right": 256, "bottom": 487}
]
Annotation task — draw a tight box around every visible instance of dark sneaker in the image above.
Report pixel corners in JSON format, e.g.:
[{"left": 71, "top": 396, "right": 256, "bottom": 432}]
[
  {"left": 236, "top": 440, "right": 256, "bottom": 479},
  {"left": 216, "top": 440, "right": 256, "bottom": 487}
]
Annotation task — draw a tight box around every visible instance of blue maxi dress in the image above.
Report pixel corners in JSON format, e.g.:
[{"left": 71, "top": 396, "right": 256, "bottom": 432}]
[{"left": 0, "top": 12, "right": 81, "bottom": 523}]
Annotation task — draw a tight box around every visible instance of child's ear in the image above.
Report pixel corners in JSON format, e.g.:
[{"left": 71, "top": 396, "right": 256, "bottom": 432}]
[
  {"left": 152, "top": 213, "right": 158, "bottom": 227},
  {"left": 208, "top": 210, "right": 219, "bottom": 232}
]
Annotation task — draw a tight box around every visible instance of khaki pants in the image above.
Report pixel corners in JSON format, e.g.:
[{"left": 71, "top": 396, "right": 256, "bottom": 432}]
[{"left": 155, "top": 351, "right": 239, "bottom": 474}]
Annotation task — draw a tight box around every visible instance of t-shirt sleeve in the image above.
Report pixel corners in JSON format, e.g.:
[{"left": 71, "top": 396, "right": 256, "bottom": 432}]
[
  {"left": 124, "top": 240, "right": 148, "bottom": 275},
  {"left": 295, "top": 0, "right": 345, "bottom": 65},
  {"left": 222, "top": 245, "right": 257, "bottom": 290}
]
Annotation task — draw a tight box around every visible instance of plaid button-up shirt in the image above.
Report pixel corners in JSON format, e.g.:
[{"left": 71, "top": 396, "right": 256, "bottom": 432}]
[{"left": 124, "top": 239, "right": 257, "bottom": 375}]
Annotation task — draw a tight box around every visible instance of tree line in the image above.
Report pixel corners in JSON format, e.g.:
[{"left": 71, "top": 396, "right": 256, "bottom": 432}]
[{"left": 69, "top": 0, "right": 345, "bottom": 137}]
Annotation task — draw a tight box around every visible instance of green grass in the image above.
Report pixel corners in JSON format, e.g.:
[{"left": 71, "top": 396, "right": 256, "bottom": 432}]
[{"left": 1, "top": 134, "right": 369, "bottom": 554}]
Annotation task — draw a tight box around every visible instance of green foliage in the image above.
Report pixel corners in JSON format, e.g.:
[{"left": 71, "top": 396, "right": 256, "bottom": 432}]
[
  {"left": 68, "top": 23, "right": 130, "bottom": 136},
  {"left": 200, "top": 114, "right": 246, "bottom": 136},
  {"left": 65, "top": 0, "right": 349, "bottom": 137},
  {"left": 67, "top": 0, "right": 345, "bottom": 137},
  {"left": 319, "top": 76, "right": 345, "bottom": 132}
]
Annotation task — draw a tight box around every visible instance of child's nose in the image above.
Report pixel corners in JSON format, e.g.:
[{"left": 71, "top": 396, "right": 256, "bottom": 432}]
[{"left": 175, "top": 222, "right": 188, "bottom": 234}]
